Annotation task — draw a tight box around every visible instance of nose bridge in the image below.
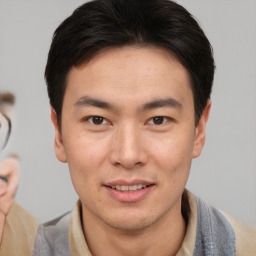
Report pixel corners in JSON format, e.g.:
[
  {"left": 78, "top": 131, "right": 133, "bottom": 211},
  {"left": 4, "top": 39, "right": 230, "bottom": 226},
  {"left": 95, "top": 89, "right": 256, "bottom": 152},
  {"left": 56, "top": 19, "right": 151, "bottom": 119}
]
[{"left": 110, "top": 121, "right": 147, "bottom": 168}]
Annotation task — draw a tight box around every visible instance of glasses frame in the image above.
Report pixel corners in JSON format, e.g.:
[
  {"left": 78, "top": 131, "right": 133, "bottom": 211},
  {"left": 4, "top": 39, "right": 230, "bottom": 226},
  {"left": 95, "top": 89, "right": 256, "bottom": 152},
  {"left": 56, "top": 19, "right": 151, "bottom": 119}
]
[{"left": 0, "top": 110, "right": 11, "bottom": 150}]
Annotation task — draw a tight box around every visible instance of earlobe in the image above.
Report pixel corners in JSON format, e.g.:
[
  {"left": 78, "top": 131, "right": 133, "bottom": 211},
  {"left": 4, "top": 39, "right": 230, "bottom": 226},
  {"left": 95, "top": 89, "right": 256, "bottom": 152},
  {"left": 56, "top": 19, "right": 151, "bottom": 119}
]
[
  {"left": 51, "top": 107, "right": 67, "bottom": 163},
  {"left": 192, "top": 100, "right": 211, "bottom": 158}
]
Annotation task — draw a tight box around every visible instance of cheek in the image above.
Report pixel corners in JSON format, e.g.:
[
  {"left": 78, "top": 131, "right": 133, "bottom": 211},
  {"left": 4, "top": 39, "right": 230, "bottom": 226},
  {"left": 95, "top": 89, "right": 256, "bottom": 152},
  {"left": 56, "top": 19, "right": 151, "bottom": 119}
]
[
  {"left": 64, "top": 131, "right": 110, "bottom": 166},
  {"left": 151, "top": 134, "right": 194, "bottom": 165},
  {"left": 149, "top": 131, "right": 195, "bottom": 181},
  {"left": 63, "top": 133, "right": 111, "bottom": 191}
]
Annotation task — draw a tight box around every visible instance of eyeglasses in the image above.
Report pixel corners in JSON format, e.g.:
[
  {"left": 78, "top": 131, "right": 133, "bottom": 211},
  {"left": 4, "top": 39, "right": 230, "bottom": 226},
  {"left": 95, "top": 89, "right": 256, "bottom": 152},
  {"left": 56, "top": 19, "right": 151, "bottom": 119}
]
[
  {"left": 0, "top": 111, "right": 12, "bottom": 183},
  {"left": 0, "top": 110, "right": 11, "bottom": 150}
]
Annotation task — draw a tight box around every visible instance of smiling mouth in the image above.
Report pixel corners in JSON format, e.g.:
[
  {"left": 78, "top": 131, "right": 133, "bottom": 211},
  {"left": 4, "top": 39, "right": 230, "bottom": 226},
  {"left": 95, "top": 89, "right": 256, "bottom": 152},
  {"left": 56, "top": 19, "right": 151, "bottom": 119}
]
[{"left": 106, "top": 184, "right": 153, "bottom": 192}]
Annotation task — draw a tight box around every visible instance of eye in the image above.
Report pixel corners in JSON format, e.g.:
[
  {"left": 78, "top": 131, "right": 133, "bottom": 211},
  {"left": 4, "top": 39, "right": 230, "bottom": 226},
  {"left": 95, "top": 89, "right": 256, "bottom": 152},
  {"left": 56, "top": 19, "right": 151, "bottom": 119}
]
[
  {"left": 86, "top": 116, "right": 108, "bottom": 125},
  {"left": 148, "top": 116, "right": 169, "bottom": 125}
]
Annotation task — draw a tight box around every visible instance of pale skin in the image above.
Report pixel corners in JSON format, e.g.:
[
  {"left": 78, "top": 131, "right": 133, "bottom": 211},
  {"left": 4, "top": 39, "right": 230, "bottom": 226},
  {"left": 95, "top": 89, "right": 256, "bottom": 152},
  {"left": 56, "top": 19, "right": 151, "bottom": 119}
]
[
  {"left": 0, "top": 99, "right": 19, "bottom": 244},
  {"left": 52, "top": 46, "right": 211, "bottom": 256},
  {"left": 0, "top": 157, "right": 20, "bottom": 244}
]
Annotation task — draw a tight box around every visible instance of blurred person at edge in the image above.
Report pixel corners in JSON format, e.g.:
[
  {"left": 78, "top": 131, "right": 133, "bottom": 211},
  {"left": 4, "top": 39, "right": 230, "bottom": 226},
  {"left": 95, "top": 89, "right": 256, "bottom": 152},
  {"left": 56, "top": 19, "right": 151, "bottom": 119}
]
[
  {"left": 33, "top": 0, "right": 256, "bottom": 256},
  {"left": 0, "top": 92, "right": 37, "bottom": 256}
]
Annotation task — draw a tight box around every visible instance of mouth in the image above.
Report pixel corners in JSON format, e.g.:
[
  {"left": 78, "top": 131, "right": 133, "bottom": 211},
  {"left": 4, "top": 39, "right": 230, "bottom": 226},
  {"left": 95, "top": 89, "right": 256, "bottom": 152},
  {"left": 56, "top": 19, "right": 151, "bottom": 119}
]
[
  {"left": 104, "top": 181, "right": 155, "bottom": 202},
  {"left": 106, "top": 184, "right": 153, "bottom": 192}
]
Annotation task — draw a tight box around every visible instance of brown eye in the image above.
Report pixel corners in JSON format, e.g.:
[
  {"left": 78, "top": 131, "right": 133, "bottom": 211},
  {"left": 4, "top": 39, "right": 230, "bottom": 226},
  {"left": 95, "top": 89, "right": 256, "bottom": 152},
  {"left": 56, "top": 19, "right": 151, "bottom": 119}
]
[
  {"left": 152, "top": 116, "right": 165, "bottom": 125},
  {"left": 87, "top": 116, "right": 107, "bottom": 125},
  {"left": 92, "top": 116, "right": 104, "bottom": 125}
]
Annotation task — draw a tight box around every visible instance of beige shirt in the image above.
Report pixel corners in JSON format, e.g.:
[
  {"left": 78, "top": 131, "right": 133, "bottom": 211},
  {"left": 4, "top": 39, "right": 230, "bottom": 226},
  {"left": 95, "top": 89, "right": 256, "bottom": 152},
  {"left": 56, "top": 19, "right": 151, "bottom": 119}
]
[
  {"left": 68, "top": 192, "right": 256, "bottom": 256},
  {"left": 0, "top": 203, "right": 38, "bottom": 256}
]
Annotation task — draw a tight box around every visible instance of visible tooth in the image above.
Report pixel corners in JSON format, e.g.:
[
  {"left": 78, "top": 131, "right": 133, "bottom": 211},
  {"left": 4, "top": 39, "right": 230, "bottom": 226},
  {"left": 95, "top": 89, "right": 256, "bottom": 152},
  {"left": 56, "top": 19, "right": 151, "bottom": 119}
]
[
  {"left": 111, "top": 184, "right": 149, "bottom": 191},
  {"left": 121, "top": 185, "right": 128, "bottom": 191},
  {"left": 128, "top": 185, "right": 137, "bottom": 191}
]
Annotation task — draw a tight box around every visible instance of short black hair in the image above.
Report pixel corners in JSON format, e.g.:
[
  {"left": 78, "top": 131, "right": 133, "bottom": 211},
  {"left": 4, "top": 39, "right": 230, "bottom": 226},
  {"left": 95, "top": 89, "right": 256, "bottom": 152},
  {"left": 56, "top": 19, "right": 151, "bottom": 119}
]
[{"left": 46, "top": 0, "right": 215, "bottom": 127}]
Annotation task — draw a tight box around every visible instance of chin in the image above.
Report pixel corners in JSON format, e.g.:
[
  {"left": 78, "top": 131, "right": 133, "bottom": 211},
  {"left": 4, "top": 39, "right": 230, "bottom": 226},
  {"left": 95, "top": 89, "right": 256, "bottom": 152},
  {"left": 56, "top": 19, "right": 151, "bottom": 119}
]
[
  {"left": 107, "top": 219, "right": 154, "bottom": 232},
  {"left": 100, "top": 210, "right": 159, "bottom": 232}
]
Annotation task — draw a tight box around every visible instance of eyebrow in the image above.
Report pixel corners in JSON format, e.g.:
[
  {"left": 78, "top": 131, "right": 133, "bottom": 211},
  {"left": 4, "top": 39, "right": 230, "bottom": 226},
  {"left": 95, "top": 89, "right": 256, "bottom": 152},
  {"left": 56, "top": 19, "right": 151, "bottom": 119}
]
[
  {"left": 74, "top": 96, "right": 115, "bottom": 110},
  {"left": 141, "top": 98, "right": 182, "bottom": 111},
  {"left": 74, "top": 96, "right": 182, "bottom": 112}
]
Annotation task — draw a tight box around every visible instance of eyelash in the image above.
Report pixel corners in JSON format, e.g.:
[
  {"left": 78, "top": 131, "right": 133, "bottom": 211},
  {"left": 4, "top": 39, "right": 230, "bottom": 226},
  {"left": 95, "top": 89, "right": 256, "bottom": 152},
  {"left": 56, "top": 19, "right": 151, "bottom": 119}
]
[
  {"left": 84, "top": 115, "right": 171, "bottom": 126},
  {"left": 85, "top": 116, "right": 109, "bottom": 125},
  {"left": 147, "top": 116, "right": 170, "bottom": 125}
]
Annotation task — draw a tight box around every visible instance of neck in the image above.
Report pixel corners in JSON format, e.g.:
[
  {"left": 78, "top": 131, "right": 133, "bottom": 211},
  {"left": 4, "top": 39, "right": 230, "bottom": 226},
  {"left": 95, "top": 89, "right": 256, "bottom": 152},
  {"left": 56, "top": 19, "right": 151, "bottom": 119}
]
[{"left": 82, "top": 199, "right": 187, "bottom": 256}]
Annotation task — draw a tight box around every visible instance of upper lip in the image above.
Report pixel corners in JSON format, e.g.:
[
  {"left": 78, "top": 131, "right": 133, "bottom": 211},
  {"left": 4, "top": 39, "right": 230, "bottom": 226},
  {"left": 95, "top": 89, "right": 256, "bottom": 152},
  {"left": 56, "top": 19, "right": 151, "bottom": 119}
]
[{"left": 104, "top": 179, "right": 154, "bottom": 187}]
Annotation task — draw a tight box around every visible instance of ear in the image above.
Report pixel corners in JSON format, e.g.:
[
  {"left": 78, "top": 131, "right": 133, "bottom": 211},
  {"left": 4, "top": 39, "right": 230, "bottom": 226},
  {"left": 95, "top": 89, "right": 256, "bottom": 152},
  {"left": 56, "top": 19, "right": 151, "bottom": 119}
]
[
  {"left": 51, "top": 107, "right": 67, "bottom": 163},
  {"left": 192, "top": 100, "right": 211, "bottom": 158}
]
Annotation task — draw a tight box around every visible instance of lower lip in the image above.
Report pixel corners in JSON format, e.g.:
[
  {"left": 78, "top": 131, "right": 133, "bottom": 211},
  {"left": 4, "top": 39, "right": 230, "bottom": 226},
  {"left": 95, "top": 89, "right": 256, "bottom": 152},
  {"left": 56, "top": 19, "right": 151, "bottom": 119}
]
[{"left": 104, "top": 185, "right": 154, "bottom": 202}]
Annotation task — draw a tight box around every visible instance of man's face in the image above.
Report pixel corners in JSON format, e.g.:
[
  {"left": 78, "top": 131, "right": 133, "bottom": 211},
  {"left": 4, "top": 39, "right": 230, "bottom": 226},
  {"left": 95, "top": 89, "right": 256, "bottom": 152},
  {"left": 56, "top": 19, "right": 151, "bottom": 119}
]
[{"left": 52, "top": 46, "right": 209, "bottom": 231}]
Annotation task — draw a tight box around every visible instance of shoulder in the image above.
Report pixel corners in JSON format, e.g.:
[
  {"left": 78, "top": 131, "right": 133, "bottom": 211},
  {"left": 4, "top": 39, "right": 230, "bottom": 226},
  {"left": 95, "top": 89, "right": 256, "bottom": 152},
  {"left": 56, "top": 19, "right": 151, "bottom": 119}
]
[
  {"left": 6, "top": 202, "right": 38, "bottom": 228},
  {"left": 194, "top": 194, "right": 256, "bottom": 256},
  {"left": 0, "top": 203, "right": 38, "bottom": 256},
  {"left": 221, "top": 211, "right": 256, "bottom": 256},
  {"left": 33, "top": 211, "right": 71, "bottom": 256}
]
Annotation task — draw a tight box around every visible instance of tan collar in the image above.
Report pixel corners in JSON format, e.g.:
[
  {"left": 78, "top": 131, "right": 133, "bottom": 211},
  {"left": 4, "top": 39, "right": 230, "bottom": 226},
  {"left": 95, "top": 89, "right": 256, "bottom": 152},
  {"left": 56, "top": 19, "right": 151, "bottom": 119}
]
[
  {"left": 69, "top": 200, "right": 92, "bottom": 256},
  {"left": 176, "top": 191, "right": 197, "bottom": 255},
  {"left": 69, "top": 191, "right": 197, "bottom": 256}
]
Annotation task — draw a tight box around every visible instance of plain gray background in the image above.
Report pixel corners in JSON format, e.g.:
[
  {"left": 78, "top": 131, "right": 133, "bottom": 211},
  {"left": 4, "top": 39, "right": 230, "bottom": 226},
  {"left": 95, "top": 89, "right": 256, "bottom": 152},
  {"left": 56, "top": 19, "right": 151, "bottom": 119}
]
[{"left": 0, "top": 0, "right": 255, "bottom": 227}]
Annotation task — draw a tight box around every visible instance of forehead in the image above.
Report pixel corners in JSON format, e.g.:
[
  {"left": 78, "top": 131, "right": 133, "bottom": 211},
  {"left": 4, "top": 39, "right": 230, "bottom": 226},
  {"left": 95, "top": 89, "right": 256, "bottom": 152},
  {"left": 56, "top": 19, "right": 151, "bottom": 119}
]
[{"left": 64, "top": 46, "right": 193, "bottom": 109}]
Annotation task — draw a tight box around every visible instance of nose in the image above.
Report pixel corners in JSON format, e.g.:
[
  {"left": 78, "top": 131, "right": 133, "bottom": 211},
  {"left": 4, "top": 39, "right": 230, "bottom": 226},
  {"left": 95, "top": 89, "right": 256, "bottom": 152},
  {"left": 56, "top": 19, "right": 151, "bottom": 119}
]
[{"left": 109, "top": 123, "right": 148, "bottom": 169}]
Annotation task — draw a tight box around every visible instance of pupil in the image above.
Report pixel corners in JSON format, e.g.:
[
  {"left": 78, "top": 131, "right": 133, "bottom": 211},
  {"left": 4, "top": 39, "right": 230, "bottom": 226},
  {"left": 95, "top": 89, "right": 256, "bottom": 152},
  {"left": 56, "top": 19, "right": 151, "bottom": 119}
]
[
  {"left": 153, "top": 117, "right": 163, "bottom": 125},
  {"left": 93, "top": 116, "right": 103, "bottom": 125}
]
